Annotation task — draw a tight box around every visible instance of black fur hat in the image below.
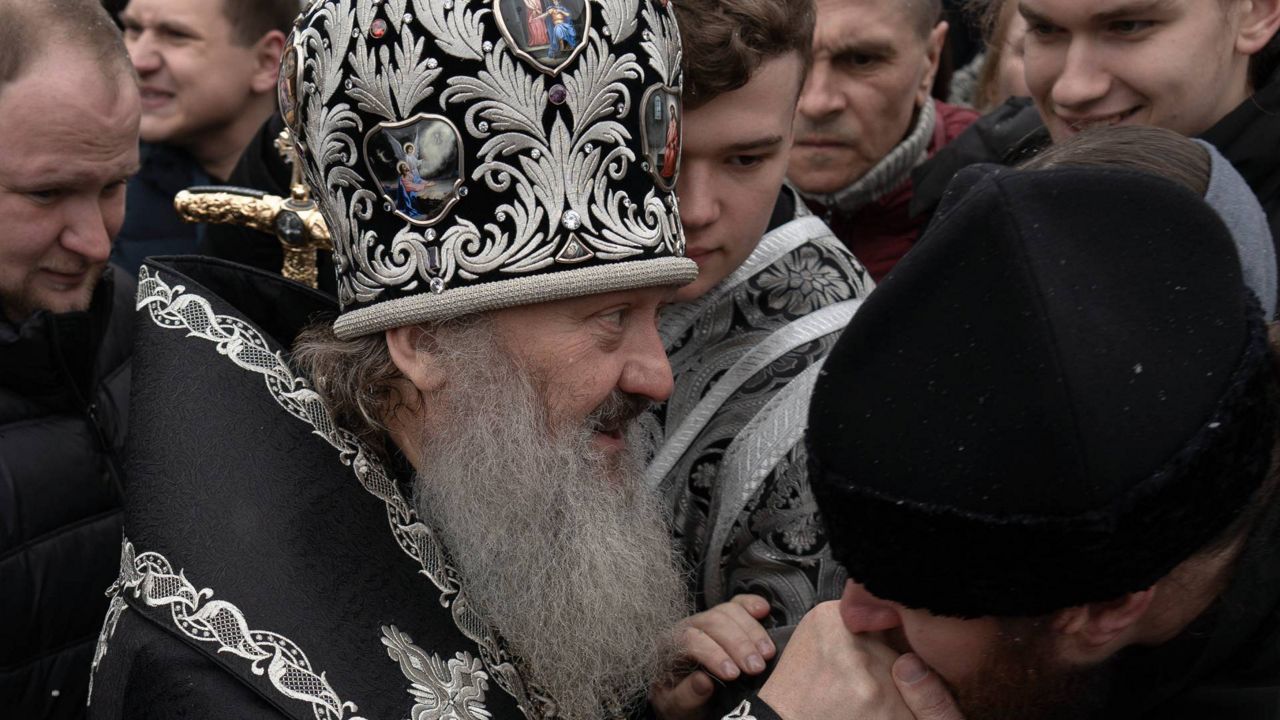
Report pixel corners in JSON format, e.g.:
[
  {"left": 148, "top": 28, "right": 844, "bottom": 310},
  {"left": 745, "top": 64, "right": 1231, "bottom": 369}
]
[{"left": 808, "top": 165, "right": 1278, "bottom": 618}]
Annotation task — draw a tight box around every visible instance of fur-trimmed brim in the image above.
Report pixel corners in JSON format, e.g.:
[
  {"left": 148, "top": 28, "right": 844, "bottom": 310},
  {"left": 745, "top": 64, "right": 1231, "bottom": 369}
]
[{"left": 333, "top": 257, "right": 698, "bottom": 338}]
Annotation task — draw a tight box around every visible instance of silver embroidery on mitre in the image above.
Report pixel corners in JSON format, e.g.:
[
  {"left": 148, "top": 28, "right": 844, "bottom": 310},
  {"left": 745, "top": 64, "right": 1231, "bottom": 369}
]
[
  {"left": 294, "top": 0, "right": 683, "bottom": 307},
  {"left": 382, "top": 625, "right": 492, "bottom": 720},
  {"left": 135, "top": 267, "right": 545, "bottom": 718},
  {"left": 103, "top": 538, "right": 367, "bottom": 720}
]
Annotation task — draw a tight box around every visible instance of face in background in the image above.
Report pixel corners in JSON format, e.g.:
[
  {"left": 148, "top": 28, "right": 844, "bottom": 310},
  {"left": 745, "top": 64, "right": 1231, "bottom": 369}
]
[
  {"left": 994, "top": 0, "right": 1031, "bottom": 103},
  {"left": 0, "top": 47, "right": 141, "bottom": 324},
  {"left": 1020, "top": 0, "right": 1279, "bottom": 141},
  {"left": 402, "top": 287, "right": 688, "bottom": 720},
  {"left": 675, "top": 53, "right": 804, "bottom": 302},
  {"left": 120, "top": 0, "right": 276, "bottom": 155},
  {"left": 839, "top": 581, "right": 1115, "bottom": 720},
  {"left": 789, "top": 0, "right": 946, "bottom": 195}
]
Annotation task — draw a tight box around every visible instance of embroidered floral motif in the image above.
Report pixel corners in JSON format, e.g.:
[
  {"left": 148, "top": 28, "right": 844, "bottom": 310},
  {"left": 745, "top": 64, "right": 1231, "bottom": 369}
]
[
  {"left": 106, "top": 539, "right": 366, "bottom": 720},
  {"left": 134, "top": 268, "right": 546, "bottom": 718},
  {"left": 755, "top": 245, "right": 854, "bottom": 316},
  {"left": 382, "top": 625, "right": 492, "bottom": 720}
]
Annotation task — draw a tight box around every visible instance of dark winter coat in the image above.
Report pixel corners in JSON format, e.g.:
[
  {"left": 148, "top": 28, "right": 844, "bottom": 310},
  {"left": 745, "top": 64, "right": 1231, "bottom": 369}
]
[{"left": 0, "top": 267, "right": 133, "bottom": 719}]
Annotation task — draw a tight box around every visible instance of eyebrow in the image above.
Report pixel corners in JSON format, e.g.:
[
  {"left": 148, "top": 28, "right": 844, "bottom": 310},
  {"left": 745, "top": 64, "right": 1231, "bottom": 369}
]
[
  {"left": 822, "top": 38, "right": 897, "bottom": 59},
  {"left": 118, "top": 12, "right": 202, "bottom": 38},
  {"left": 1020, "top": 0, "right": 1176, "bottom": 25},
  {"left": 723, "top": 135, "right": 785, "bottom": 153}
]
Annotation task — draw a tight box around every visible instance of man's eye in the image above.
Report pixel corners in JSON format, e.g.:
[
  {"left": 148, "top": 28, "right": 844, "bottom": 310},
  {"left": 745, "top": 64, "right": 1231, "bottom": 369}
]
[
  {"left": 1027, "top": 22, "right": 1062, "bottom": 37},
  {"left": 27, "top": 190, "right": 59, "bottom": 203},
  {"left": 838, "top": 53, "right": 878, "bottom": 69},
  {"left": 1111, "top": 20, "right": 1154, "bottom": 35},
  {"left": 599, "top": 310, "right": 625, "bottom": 327},
  {"left": 728, "top": 155, "right": 765, "bottom": 168}
]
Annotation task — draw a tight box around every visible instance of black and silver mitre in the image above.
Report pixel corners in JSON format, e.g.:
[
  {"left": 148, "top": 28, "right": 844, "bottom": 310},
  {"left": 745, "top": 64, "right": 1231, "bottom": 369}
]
[{"left": 280, "top": 0, "right": 696, "bottom": 338}]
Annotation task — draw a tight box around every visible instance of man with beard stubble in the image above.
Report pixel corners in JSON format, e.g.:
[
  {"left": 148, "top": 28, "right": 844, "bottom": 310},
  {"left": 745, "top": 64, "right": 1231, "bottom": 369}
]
[
  {"left": 788, "top": 0, "right": 977, "bottom": 281},
  {"left": 0, "top": 1, "right": 140, "bottom": 717},
  {"left": 738, "top": 159, "right": 1280, "bottom": 720}
]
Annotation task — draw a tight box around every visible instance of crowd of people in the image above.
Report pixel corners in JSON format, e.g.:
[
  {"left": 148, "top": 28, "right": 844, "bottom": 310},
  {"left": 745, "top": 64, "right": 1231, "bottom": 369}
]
[{"left": 2, "top": 0, "right": 1278, "bottom": 718}]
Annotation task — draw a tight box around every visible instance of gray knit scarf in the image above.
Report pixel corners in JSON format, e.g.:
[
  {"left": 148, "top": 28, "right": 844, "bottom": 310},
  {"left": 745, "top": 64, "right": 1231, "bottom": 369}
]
[{"left": 797, "top": 99, "right": 937, "bottom": 218}]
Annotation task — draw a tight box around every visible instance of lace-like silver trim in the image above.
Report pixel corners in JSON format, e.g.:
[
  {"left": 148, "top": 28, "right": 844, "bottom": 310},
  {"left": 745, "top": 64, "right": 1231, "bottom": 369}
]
[
  {"left": 135, "top": 267, "right": 547, "bottom": 718},
  {"left": 646, "top": 298, "right": 861, "bottom": 495},
  {"left": 108, "top": 538, "right": 367, "bottom": 719},
  {"left": 702, "top": 361, "right": 829, "bottom": 603},
  {"left": 87, "top": 587, "right": 128, "bottom": 706},
  {"left": 723, "top": 700, "right": 758, "bottom": 720}
]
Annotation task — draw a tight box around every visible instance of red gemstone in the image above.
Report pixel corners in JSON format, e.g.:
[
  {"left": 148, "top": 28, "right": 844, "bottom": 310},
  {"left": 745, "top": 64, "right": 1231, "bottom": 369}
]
[{"left": 370, "top": 19, "right": 388, "bottom": 38}]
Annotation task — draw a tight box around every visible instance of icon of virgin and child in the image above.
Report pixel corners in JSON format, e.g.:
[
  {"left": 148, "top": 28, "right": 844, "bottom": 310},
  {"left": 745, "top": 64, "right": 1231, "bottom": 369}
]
[{"left": 367, "top": 118, "right": 463, "bottom": 224}]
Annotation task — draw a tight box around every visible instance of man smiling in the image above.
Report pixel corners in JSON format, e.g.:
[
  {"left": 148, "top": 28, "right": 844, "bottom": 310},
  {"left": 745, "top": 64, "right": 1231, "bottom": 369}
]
[
  {"left": 110, "top": 0, "right": 294, "bottom": 274},
  {"left": 913, "top": 0, "right": 1280, "bottom": 290}
]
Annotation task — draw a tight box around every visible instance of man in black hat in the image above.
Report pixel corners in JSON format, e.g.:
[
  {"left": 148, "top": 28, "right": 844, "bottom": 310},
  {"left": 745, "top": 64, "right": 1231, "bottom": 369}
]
[{"left": 739, "top": 162, "right": 1280, "bottom": 720}]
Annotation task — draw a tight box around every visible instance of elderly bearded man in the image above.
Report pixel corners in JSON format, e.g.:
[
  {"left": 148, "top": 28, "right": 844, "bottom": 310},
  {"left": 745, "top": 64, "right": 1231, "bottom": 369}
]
[{"left": 87, "top": 2, "right": 702, "bottom": 719}]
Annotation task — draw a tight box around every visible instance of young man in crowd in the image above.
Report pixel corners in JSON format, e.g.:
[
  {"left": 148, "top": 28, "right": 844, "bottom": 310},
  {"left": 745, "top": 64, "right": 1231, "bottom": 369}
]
[
  {"left": 914, "top": 0, "right": 1280, "bottom": 278},
  {"left": 746, "top": 151, "right": 1280, "bottom": 719},
  {"left": 645, "top": 0, "right": 874, "bottom": 713},
  {"left": 787, "top": 0, "right": 978, "bottom": 281},
  {"left": 0, "top": 1, "right": 140, "bottom": 717},
  {"left": 110, "top": 0, "right": 294, "bottom": 274}
]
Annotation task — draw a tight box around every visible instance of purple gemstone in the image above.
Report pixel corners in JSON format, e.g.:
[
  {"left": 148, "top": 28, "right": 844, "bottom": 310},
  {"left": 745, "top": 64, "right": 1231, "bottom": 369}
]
[{"left": 549, "top": 84, "right": 568, "bottom": 105}]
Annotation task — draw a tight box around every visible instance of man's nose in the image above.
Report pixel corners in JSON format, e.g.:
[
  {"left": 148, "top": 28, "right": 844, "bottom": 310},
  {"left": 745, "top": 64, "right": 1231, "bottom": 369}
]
[
  {"left": 796, "top": 60, "right": 845, "bottom": 121},
  {"left": 128, "top": 33, "right": 163, "bottom": 75},
  {"left": 675, "top": 162, "right": 719, "bottom": 234},
  {"left": 1051, "top": 40, "right": 1112, "bottom": 112},
  {"left": 839, "top": 579, "right": 904, "bottom": 634},
  {"left": 618, "top": 314, "right": 675, "bottom": 404},
  {"left": 61, "top": 198, "right": 114, "bottom": 265}
]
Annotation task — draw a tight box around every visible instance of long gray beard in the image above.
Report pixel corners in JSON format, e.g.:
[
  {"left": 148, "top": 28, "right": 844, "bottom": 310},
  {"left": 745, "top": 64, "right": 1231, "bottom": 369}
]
[{"left": 413, "top": 324, "right": 690, "bottom": 720}]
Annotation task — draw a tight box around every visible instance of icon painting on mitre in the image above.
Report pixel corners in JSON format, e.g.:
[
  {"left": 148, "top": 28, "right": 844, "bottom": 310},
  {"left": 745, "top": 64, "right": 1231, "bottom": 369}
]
[
  {"left": 364, "top": 115, "right": 465, "bottom": 227},
  {"left": 641, "top": 86, "right": 681, "bottom": 190},
  {"left": 496, "top": 0, "right": 589, "bottom": 72}
]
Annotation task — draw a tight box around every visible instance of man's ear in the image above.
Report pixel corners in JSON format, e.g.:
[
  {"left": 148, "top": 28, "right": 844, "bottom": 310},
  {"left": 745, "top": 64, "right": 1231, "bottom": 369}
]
[
  {"left": 1050, "top": 588, "right": 1156, "bottom": 664},
  {"left": 1235, "top": 0, "right": 1280, "bottom": 58},
  {"left": 918, "top": 21, "right": 949, "bottom": 107},
  {"left": 385, "top": 325, "right": 448, "bottom": 396},
  {"left": 251, "top": 30, "right": 288, "bottom": 95}
]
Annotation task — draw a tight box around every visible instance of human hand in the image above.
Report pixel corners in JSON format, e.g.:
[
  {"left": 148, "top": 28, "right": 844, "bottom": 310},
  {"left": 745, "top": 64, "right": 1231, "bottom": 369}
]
[
  {"left": 891, "top": 654, "right": 965, "bottom": 720},
  {"left": 755, "top": 601, "right": 913, "bottom": 720},
  {"left": 650, "top": 594, "right": 776, "bottom": 720}
]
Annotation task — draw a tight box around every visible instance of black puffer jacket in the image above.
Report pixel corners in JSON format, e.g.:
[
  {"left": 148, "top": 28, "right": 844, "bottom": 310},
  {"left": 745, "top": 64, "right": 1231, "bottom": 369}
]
[{"left": 0, "top": 267, "right": 133, "bottom": 719}]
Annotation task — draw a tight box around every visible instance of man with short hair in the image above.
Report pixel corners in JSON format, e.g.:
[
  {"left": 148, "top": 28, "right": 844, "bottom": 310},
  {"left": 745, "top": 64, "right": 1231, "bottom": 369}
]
[
  {"left": 745, "top": 159, "right": 1280, "bottom": 720},
  {"left": 913, "top": 0, "right": 1280, "bottom": 283},
  {"left": 110, "top": 0, "right": 293, "bottom": 274},
  {"left": 787, "top": 0, "right": 977, "bottom": 281},
  {"left": 0, "top": 1, "right": 140, "bottom": 717},
  {"left": 644, "top": 0, "right": 873, "bottom": 709},
  {"left": 88, "top": 4, "right": 707, "bottom": 719}
]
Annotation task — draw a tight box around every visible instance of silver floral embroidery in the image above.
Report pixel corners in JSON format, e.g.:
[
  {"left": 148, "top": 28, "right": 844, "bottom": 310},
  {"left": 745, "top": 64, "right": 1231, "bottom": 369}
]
[
  {"left": 134, "top": 268, "right": 545, "bottom": 718},
  {"left": 296, "top": 0, "right": 681, "bottom": 308},
  {"left": 107, "top": 538, "right": 366, "bottom": 720},
  {"left": 756, "top": 245, "right": 854, "bottom": 316},
  {"left": 724, "top": 700, "right": 758, "bottom": 720},
  {"left": 87, "top": 571, "right": 130, "bottom": 705},
  {"left": 382, "top": 625, "right": 492, "bottom": 720}
]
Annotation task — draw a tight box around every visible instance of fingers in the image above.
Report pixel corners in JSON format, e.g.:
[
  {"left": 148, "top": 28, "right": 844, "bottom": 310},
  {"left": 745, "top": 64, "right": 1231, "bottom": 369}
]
[
  {"left": 892, "top": 654, "right": 966, "bottom": 720},
  {"left": 682, "top": 597, "right": 775, "bottom": 678},
  {"left": 650, "top": 671, "right": 716, "bottom": 720}
]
